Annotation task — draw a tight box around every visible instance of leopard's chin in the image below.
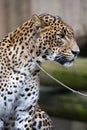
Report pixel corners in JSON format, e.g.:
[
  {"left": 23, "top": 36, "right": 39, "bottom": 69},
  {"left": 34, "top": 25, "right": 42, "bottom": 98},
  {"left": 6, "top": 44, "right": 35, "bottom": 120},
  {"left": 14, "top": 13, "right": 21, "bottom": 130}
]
[
  {"left": 63, "top": 62, "right": 73, "bottom": 67},
  {"left": 60, "top": 59, "right": 74, "bottom": 67}
]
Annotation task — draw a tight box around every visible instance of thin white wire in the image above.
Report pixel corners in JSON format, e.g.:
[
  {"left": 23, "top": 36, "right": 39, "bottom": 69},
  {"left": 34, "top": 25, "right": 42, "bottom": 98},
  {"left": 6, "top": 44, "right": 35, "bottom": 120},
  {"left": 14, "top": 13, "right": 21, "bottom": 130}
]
[{"left": 35, "top": 61, "right": 87, "bottom": 98}]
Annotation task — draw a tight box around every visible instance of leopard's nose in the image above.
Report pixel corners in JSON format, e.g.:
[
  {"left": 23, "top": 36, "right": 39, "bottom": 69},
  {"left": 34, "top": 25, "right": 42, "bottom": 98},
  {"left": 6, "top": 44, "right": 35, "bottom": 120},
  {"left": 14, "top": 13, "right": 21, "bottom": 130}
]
[
  {"left": 72, "top": 50, "right": 80, "bottom": 56},
  {"left": 71, "top": 39, "right": 80, "bottom": 56}
]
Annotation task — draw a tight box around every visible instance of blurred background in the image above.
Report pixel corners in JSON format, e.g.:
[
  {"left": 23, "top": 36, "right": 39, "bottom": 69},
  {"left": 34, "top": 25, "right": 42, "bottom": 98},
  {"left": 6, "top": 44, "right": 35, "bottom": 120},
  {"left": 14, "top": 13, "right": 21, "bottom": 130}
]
[{"left": 0, "top": 0, "right": 87, "bottom": 129}]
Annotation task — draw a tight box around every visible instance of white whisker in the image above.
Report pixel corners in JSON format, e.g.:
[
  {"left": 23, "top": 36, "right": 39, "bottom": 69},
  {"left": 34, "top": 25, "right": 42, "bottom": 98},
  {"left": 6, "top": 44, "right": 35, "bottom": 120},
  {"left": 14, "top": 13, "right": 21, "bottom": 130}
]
[{"left": 35, "top": 62, "right": 87, "bottom": 98}]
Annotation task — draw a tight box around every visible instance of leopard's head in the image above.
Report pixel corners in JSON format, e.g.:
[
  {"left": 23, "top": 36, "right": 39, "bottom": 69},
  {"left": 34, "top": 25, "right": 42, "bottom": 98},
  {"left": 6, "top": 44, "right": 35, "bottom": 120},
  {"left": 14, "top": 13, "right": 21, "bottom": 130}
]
[{"left": 32, "top": 14, "right": 80, "bottom": 67}]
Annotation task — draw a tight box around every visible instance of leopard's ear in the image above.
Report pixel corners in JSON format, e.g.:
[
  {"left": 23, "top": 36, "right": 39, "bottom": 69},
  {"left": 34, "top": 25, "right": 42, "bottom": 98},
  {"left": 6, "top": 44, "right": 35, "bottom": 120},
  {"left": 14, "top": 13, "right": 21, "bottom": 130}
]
[
  {"left": 32, "top": 14, "right": 45, "bottom": 29},
  {"left": 32, "top": 14, "right": 50, "bottom": 33}
]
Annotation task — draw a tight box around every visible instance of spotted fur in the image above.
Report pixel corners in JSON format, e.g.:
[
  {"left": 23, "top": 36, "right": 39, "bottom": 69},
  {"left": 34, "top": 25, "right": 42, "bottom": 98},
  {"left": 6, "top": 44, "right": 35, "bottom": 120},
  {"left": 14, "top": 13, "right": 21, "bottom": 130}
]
[{"left": 0, "top": 14, "right": 79, "bottom": 130}]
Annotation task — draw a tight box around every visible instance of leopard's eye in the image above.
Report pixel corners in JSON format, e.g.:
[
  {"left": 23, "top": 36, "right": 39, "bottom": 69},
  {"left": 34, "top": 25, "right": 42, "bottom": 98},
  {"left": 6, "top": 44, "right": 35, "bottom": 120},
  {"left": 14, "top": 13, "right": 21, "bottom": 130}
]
[{"left": 59, "top": 33, "right": 65, "bottom": 38}]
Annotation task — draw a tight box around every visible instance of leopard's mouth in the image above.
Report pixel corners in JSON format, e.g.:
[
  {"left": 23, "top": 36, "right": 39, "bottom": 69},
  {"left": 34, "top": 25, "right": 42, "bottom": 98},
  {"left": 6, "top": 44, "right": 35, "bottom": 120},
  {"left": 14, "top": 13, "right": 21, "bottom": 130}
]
[{"left": 54, "top": 56, "right": 75, "bottom": 67}]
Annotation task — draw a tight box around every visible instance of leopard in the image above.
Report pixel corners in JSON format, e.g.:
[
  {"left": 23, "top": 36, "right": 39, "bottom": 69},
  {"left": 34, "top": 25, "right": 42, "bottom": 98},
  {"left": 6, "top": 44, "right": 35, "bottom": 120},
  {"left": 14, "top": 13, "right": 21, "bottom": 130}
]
[{"left": 0, "top": 14, "right": 80, "bottom": 130}]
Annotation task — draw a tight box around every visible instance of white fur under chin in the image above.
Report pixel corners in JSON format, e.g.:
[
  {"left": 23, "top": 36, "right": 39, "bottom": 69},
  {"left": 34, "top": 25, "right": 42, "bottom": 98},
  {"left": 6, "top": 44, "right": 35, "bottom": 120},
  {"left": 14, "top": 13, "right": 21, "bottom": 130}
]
[{"left": 63, "top": 62, "right": 73, "bottom": 67}]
